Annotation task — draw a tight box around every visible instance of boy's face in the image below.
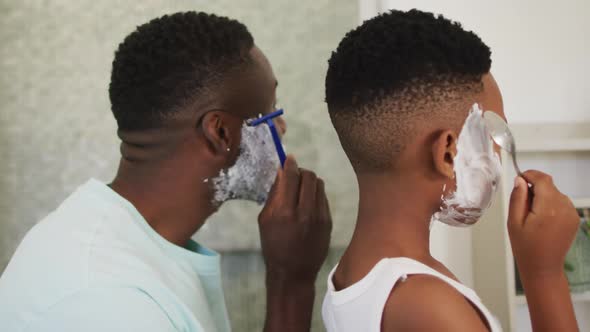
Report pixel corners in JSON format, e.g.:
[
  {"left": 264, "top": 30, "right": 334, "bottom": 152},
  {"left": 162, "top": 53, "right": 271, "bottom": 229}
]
[{"left": 434, "top": 72, "right": 506, "bottom": 226}]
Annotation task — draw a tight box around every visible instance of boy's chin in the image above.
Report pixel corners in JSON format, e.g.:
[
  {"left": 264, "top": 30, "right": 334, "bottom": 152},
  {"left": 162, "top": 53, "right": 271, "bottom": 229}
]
[
  {"left": 452, "top": 214, "right": 481, "bottom": 226},
  {"left": 436, "top": 206, "right": 484, "bottom": 227}
]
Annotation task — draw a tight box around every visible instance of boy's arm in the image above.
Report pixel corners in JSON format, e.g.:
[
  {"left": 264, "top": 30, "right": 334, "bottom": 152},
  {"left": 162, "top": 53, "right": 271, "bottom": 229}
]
[
  {"left": 508, "top": 172, "right": 579, "bottom": 331},
  {"left": 382, "top": 275, "right": 490, "bottom": 332},
  {"left": 518, "top": 271, "right": 577, "bottom": 332}
]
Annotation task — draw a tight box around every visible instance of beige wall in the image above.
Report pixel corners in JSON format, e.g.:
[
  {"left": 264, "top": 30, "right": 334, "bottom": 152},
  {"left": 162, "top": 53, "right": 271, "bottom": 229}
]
[{"left": 0, "top": 1, "right": 358, "bottom": 268}]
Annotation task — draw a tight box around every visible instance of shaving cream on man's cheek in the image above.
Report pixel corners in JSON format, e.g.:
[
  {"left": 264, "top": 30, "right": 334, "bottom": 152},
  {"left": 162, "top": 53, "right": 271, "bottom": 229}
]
[
  {"left": 433, "top": 104, "right": 503, "bottom": 227},
  {"left": 211, "top": 123, "right": 280, "bottom": 205}
]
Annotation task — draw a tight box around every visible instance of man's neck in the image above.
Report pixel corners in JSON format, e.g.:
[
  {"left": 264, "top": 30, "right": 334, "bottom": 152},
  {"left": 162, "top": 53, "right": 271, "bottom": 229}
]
[{"left": 110, "top": 158, "right": 216, "bottom": 248}]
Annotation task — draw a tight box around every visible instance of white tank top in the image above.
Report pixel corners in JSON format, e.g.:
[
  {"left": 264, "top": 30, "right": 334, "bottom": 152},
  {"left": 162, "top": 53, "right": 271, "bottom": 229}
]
[{"left": 322, "top": 257, "right": 502, "bottom": 332}]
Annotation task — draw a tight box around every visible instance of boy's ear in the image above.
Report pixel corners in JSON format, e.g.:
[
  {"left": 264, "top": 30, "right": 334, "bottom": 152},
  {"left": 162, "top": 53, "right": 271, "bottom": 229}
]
[
  {"left": 200, "top": 111, "right": 240, "bottom": 156},
  {"left": 431, "top": 130, "right": 458, "bottom": 179}
]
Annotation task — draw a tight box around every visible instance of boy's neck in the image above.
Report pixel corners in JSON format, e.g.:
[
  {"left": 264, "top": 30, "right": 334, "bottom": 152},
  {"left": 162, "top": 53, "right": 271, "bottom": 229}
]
[
  {"left": 357, "top": 172, "right": 436, "bottom": 256},
  {"left": 335, "top": 172, "right": 442, "bottom": 289}
]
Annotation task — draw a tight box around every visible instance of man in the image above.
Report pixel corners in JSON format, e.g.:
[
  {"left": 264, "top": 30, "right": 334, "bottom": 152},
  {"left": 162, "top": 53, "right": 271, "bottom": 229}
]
[
  {"left": 321, "top": 9, "right": 579, "bottom": 331},
  {"left": 0, "top": 12, "right": 331, "bottom": 332}
]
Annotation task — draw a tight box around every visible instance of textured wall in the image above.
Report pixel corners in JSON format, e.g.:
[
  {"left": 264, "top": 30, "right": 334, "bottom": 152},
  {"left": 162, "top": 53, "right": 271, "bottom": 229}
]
[
  {"left": 222, "top": 248, "right": 345, "bottom": 331},
  {"left": 1, "top": 1, "right": 357, "bottom": 331},
  {"left": 0, "top": 0, "right": 358, "bottom": 260}
]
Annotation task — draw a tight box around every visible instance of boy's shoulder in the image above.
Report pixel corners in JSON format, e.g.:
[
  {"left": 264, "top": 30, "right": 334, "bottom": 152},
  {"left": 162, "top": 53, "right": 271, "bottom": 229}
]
[{"left": 382, "top": 274, "right": 489, "bottom": 331}]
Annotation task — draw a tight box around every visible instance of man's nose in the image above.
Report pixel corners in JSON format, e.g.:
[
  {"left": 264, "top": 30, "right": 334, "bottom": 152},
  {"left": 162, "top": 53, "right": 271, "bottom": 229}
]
[{"left": 274, "top": 116, "right": 287, "bottom": 138}]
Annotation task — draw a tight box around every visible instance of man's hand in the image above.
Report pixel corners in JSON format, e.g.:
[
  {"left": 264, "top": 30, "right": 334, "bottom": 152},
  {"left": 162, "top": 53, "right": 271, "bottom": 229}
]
[
  {"left": 258, "top": 155, "right": 332, "bottom": 332},
  {"left": 259, "top": 155, "right": 332, "bottom": 283},
  {"left": 507, "top": 170, "right": 579, "bottom": 332}
]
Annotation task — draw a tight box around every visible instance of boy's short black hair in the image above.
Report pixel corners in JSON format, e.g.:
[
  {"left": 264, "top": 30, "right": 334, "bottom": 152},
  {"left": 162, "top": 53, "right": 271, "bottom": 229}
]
[
  {"left": 326, "top": 9, "right": 491, "bottom": 172},
  {"left": 109, "top": 12, "right": 254, "bottom": 130}
]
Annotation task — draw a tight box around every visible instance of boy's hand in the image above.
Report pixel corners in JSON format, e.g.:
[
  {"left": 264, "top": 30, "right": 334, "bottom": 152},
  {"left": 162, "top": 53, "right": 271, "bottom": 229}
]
[
  {"left": 258, "top": 155, "right": 332, "bottom": 283},
  {"left": 507, "top": 170, "right": 579, "bottom": 277},
  {"left": 507, "top": 171, "right": 580, "bottom": 331}
]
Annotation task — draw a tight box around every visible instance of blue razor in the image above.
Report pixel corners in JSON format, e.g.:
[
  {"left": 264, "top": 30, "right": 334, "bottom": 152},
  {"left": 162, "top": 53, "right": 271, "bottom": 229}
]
[{"left": 247, "top": 109, "right": 287, "bottom": 167}]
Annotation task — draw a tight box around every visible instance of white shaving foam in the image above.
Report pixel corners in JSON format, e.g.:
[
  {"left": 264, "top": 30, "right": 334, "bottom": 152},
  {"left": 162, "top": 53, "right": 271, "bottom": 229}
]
[
  {"left": 211, "top": 123, "right": 280, "bottom": 205},
  {"left": 434, "top": 104, "right": 503, "bottom": 227}
]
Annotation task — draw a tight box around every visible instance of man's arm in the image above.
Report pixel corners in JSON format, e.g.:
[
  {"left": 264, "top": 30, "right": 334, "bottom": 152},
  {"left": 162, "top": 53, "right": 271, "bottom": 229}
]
[
  {"left": 258, "top": 155, "right": 332, "bottom": 332},
  {"left": 263, "top": 275, "right": 315, "bottom": 331}
]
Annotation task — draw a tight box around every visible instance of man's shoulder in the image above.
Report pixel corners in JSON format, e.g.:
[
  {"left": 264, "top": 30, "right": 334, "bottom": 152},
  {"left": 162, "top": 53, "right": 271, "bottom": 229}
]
[
  {"left": 14, "top": 182, "right": 114, "bottom": 267},
  {"left": 0, "top": 180, "right": 130, "bottom": 316},
  {"left": 27, "top": 179, "right": 111, "bottom": 237},
  {"left": 23, "top": 287, "right": 179, "bottom": 332}
]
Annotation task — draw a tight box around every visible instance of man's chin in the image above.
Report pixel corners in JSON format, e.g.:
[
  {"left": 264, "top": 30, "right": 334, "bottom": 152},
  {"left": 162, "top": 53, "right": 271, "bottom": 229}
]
[{"left": 222, "top": 192, "right": 269, "bottom": 206}]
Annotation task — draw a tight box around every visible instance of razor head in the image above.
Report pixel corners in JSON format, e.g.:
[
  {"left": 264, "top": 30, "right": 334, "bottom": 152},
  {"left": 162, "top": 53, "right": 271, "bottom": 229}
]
[{"left": 247, "top": 109, "right": 284, "bottom": 126}]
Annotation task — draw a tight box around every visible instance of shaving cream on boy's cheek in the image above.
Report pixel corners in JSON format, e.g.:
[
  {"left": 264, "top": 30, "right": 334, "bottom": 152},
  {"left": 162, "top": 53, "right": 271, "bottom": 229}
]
[
  {"left": 433, "top": 104, "right": 503, "bottom": 227},
  {"left": 210, "top": 123, "right": 280, "bottom": 205}
]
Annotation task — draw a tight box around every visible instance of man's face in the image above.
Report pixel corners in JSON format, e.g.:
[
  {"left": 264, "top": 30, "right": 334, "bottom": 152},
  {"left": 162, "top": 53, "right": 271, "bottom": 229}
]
[
  {"left": 224, "top": 46, "right": 286, "bottom": 137},
  {"left": 210, "top": 46, "right": 287, "bottom": 205}
]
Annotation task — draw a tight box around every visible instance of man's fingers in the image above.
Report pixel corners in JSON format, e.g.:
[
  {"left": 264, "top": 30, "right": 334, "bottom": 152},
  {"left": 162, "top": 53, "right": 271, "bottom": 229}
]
[
  {"left": 297, "top": 170, "right": 318, "bottom": 216},
  {"left": 316, "top": 179, "right": 332, "bottom": 227},
  {"left": 273, "top": 154, "right": 300, "bottom": 208},
  {"left": 260, "top": 155, "right": 300, "bottom": 223},
  {"left": 508, "top": 176, "right": 529, "bottom": 229}
]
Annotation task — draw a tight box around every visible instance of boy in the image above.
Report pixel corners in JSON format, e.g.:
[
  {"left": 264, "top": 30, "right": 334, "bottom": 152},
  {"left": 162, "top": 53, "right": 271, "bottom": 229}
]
[{"left": 322, "top": 9, "right": 579, "bottom": 331}]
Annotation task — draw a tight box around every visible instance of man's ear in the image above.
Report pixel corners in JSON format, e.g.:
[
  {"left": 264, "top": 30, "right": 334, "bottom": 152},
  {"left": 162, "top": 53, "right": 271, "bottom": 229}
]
[
  {"left": 431, "top": 130, "right": 458, "bottom": 179},
  {"left": 200, "top": 111, "right": 239, "bottom": 156}
]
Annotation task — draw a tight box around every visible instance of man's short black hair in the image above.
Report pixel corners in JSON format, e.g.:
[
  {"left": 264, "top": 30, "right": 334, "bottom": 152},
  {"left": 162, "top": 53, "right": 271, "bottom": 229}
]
[
  {"left": 109, "top": 12, "right": 254, "bottom": 130},
  {"left": 325, "top": 9, "right": 492, "bottom": 172}
]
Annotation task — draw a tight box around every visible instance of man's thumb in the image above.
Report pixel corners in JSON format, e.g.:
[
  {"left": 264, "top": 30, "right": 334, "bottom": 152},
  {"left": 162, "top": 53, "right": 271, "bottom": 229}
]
[{"left": 508, "top": 176, "right": 528, "bottom": 228}]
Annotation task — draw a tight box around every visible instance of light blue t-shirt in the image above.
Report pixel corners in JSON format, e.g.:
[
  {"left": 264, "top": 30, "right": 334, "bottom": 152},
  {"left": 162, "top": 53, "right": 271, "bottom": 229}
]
[{"left": 0, "top": 179, "right": 231, "bottom": 332}]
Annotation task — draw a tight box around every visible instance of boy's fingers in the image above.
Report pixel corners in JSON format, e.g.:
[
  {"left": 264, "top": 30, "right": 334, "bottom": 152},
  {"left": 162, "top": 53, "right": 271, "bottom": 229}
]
[
  {"left": 521, "top": 170, "right": 557, "bottom": 215},
  {"left": 521, "top": 170, "right": 552, "bottom": 185},
  {"left": 508, "top": 176, "right": 529, "bottom": 229}
]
